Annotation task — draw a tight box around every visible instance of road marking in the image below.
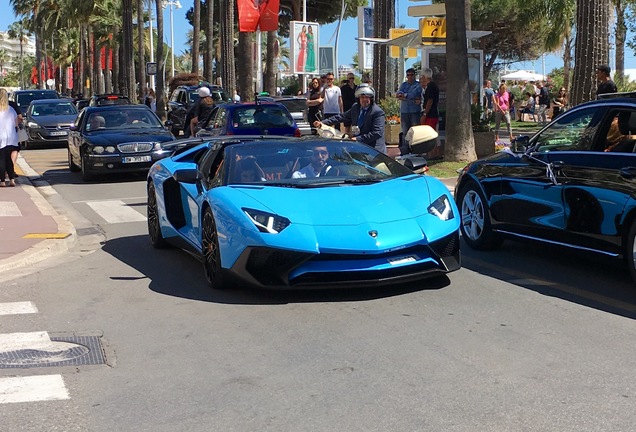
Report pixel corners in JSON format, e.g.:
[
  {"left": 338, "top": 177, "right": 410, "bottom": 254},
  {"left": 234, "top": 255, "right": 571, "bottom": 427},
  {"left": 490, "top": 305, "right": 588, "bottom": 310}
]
[
  {"left": 0, "top": 375, "right": 69, "bottom": 404},
  {"left": 0, "top": 302, "right": 38, "bottom": 316},
  {"left": 0, "top": 331, "right": 52, "bottom": 350},
  {"left": 86, "top": 199, "right": 147, "bottom": 223},
  {"left": 0, "top": 202, "right": 22, "bottom": 217},
  {"left": 72, "top": 196, "right": 147, "bottom": 204}
]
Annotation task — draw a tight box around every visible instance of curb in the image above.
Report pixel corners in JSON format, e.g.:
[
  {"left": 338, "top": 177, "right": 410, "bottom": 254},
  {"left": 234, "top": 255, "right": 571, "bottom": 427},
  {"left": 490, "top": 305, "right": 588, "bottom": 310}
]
[{"left": 0, "top": 156, "right": 77, "bottom": 274}]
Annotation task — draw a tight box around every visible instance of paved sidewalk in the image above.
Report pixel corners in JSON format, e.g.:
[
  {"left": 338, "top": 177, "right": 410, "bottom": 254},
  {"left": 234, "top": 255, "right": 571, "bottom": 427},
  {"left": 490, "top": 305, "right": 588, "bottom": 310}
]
[{"left": 0, "top": 155, "right": 75, "bottom": 274}]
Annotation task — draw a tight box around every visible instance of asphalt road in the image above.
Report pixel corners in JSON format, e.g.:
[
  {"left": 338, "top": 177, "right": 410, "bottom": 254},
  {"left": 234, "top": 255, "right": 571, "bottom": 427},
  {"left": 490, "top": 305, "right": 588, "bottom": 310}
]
[{"left": 2, "top": 147, "right": 636, "bottom": 432}]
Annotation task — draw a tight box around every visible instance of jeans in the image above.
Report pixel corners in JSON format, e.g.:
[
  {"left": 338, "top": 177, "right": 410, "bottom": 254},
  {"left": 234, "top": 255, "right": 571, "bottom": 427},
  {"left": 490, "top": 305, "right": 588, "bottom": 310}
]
[{"left": 537, "top": 104, "right": 548, "bottom": 125}]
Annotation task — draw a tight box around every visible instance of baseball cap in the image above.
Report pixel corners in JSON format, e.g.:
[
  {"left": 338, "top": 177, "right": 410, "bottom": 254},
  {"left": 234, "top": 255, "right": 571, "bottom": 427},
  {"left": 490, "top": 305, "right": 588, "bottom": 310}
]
[{"left": 198, "top": 87, "right": 211, "bottom": 97}]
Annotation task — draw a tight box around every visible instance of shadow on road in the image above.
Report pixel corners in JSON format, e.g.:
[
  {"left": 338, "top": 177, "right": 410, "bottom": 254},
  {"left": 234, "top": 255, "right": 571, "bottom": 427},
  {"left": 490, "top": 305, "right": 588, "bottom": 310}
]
[
  {"left": 460, "top": 238, "right": 636, "bottom": 319},
  {"left": 101, "top": 234, "right": 451, "bottom": 305}
]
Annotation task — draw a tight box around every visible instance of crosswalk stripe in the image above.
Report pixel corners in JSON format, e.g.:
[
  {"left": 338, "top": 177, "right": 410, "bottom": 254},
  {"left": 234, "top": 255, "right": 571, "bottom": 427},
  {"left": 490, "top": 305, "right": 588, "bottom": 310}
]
[
  {"left": 0, "top": 375, "right": 69, "bottom": 404},
  {"left": 86, "top": 199, "right": 147, "bottom": 223},
  {"left": 0, "top": 331, "right": 52, "bottom": 350},
  {"left": 0, "top": 302, "right": 38, "bottom": 316}
]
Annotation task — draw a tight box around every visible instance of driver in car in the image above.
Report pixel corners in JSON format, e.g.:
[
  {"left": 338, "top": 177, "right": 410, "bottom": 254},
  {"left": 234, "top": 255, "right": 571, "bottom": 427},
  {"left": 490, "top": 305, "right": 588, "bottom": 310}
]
[{"left": 292, "top": 145, "right": 336, "bottom": 178}]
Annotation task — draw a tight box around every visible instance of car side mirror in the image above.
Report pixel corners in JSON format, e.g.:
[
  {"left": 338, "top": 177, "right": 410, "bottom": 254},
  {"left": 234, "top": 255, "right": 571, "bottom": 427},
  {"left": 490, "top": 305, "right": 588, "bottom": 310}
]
[
  {"left": 69, "top": 125, "right": 78, "bottom": 131},
  {"left": 164, "top": 120, "right": 173, "bottom": 127},
  {"left": 173, "top": 168, "right": 201, "bottom": 184},
  {"left": 512, "top": 135, "right": 530, "bottom": 153}
]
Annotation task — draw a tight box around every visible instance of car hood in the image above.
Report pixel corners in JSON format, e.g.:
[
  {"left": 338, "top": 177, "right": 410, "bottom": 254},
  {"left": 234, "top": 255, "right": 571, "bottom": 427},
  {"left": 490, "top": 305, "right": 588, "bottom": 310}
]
[
  {"left": 86, "top": 129, "right": 174, "bottom": 146},
  {"left": 232, "top": 176, "right": 439, "bottom": 225},
  {"left": 28, "top": 114, "right": 77, "bottom": 127}
]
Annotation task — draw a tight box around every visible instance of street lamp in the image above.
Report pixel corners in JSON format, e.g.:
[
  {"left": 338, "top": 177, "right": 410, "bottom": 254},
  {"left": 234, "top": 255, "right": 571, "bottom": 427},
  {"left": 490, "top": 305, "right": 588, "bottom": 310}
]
[{"left": 162, "top": 0, "right": 182, "bottom": 79}]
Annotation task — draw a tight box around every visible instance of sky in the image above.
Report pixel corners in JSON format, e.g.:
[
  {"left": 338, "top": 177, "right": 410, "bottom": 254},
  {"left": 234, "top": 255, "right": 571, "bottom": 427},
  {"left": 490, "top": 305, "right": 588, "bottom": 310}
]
[{"left": 2, "top": 0, "right": 635, "bottom": 80}]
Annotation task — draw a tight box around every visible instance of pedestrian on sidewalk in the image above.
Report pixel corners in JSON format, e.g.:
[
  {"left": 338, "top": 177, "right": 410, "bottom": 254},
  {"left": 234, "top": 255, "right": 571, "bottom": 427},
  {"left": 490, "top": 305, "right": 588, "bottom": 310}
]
[
  {"left": 0, "top": 88, "right": 19, "bottom": 187},
  {"left": 492, "top": 83, "right": 514, "bottom": 143},
  {"left": 536, "top": 81, "right": 550, "bottom": 126}
]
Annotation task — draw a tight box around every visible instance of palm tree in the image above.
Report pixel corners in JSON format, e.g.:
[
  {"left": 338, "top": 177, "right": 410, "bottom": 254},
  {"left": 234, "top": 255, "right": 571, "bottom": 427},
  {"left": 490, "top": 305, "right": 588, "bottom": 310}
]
[
  {"left": 137, "top": 0, "right": 146, "bottom": 102},
  {"left": 192, "top": 0, "right": 201, "bottom": 74},
  {"left": 7, "top": 20, "right": 30, "bottom": 88},
  {"left": 219, "top": 0, "right": 235, "bottom": 93},
  {"left": 205, "top": 0, "right": 214, "bottom": 81},
  {"left": 571, "top": 0, "right": 611, "bottom": 105},
  {"left": 155, "top": 0, "right": 166, "bottom": 119},
  {"left": 372, "top": 0, "right": 394, "bottom": 100},
  {"left": 122, "top": 0, "right": 136, "bottom": 99}
]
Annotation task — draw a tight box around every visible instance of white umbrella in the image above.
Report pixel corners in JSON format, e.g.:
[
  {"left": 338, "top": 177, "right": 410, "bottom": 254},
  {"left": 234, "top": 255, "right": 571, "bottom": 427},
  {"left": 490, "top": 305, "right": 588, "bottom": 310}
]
[{"left": 501, "top": 70, "right": 546, "bottom": 81}]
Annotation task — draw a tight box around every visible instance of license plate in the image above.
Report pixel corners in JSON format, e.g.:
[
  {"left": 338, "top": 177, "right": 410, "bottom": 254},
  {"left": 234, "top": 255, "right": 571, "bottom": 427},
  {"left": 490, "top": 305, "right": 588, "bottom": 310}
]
[
  {"left": 122, "top": 155, "right": 152, "bottom": 163},
  {"left": 49, "top": 131, "right": 67, "bottom": 136},
  {"left": 387, "top": 255, "right": 417, "bottom": 266}
]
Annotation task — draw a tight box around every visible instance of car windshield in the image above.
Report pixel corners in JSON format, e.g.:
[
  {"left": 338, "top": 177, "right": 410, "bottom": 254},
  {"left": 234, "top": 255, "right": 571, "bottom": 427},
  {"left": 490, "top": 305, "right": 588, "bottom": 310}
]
[
  {"left": 85, "top": 109, "right": 163, "bottom": 132},
  {"left": 31, "top": 102, "right": 78, "bottom": 116},
  {"left": 15, "top": 91, "right": 59, "bottom": 108},
  {"left": 223, "top": 141, "right": 413, "bottom": 186},
  {"left": 189, "top": 89, "right": 231, "bottom": 104},
  {"left": 231, "top": 106, "right": 294, "bottom": 129},
  {"left": 277, "top": 99, "right": 306, "bottom": 113}
]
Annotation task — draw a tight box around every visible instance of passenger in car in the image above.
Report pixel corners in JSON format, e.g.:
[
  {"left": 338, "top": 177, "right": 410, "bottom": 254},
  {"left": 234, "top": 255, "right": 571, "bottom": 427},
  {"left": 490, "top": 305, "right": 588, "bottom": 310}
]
[
  {"left": 605, "top": 112, "right": 636, "bottom": 152},
  {"left": 234, "top": 157, "right": 266, "bottom": 183},
  {"left": 88, "top": 115, "right": 106, "bottom": 131}
]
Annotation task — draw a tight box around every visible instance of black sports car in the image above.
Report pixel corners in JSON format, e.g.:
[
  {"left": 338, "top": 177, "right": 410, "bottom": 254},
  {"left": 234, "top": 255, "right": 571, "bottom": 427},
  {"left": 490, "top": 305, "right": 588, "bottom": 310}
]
[
  {"left": 67, "top": 105, "right": 174, "bottom": 181},
  {"left": 455, "top": 93, "right": 636, "bottom": 283}
]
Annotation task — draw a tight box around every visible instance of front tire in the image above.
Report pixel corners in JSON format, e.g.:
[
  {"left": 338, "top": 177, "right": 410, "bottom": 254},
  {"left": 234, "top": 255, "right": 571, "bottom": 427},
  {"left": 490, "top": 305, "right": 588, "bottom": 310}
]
[
  {"left": 625, "top": 220, "right": 636, "bottom": 285},
  {"left": 147, "top": 182, "right": 169, "bottom": 249},
  {"left": 202, "top": 208, "right": 230, "bottom": 290},
  {"left": 457, "top": 180, "right": 503, "bottom": 250},
  {"left": 80, "top": 153, "right": 95, "bottom": 181},
  {"left": 68, "top": 148, "right": 80, "bottom": 172}
]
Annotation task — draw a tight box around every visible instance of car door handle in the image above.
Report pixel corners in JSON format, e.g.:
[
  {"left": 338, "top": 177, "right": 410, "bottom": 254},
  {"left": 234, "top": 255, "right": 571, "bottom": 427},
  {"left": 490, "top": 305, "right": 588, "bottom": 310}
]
[
  {"left": 551, "top": 161, "right": 565, "bottom": 170},
  {"left": 619, "top": 167, "right": 636, "bottom": 179}
]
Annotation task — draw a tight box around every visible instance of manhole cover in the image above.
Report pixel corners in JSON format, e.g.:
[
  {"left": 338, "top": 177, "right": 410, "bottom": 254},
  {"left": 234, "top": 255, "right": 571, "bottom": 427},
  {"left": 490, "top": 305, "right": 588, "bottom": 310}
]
[{"left": 0, "top": 335, "right": 106, "bottom": 369}]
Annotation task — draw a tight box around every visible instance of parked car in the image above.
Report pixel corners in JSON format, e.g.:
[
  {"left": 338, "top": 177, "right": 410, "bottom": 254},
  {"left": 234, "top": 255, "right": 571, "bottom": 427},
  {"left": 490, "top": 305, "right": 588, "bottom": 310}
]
[
  {"left": 89, "top": 94, "right": 132, "bottom": 106},
  {"left": 147, "top": 136, "right": 460, "bottom": 289},
  {"left": 275, "top": 96, "right": 312, "bottom": 136},
  {"left": 167, "top": 84, "right": 232, "bottom": 136},
  {"left": 67, "top": 105, "right": 174, "bottom": 181},
  {"left": 10, "top": 89, "right": 60, "bottom": 115},
  {"left": 74, "top": 99, "right": 90, "bottom": 111},
  {"left": 455, "top": 92, "right": 636, "bottom": 283},
  {"left": 24, "top": 99, "right": 78, "bottom": 148},
  {"left": 196, "top": 101, "right": 301, "bottom": 137}
]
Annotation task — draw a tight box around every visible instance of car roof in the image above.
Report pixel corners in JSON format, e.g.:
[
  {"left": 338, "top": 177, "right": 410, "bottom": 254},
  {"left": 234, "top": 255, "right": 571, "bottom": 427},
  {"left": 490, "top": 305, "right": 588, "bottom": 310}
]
[
  {"left": 180, "top": 84, "right": 226, "bottom": 91},
  {"left": 29, "top": 98, "right": 73, "bottom": 104},
  {"left": 12, "top": 89, "right": 58, "bottom": 94},
  {"left": 83, "top": 104, "right": 151, "bottom": 112}
]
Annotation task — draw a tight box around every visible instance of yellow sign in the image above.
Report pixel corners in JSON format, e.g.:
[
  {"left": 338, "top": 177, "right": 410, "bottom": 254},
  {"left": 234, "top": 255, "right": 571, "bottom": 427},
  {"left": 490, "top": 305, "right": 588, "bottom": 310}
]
[
  {"left": 420, "top": 17, "right": 446, "bottom": 45},
  {"left": 389, "top": 28, "right": 418, "bottom": 59}
]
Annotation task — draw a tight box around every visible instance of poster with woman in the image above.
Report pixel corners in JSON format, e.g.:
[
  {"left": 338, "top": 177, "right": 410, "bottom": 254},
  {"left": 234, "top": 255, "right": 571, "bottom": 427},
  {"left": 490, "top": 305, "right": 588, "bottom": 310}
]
[{"left": 290, "top": 21, "right": 319, "bottom": 75}]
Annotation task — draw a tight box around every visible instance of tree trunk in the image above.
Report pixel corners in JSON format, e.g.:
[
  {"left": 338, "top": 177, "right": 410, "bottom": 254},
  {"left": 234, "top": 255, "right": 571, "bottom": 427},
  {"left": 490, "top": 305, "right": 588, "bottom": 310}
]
[
  {"left": 137, "top": 0, "right": 146, "bottom": 102},
  {"left": 104, "top": 46, "right": 112, "bottom": 93},
  {"left": 562, "top": 33, "right": 573, "bottom": 95},
  {"left": 205, "top": 0, "right": 214, "bottom": 81},
  {"left": 112, "top": 29, "right": 121, "bottom": 94},
  {"left": 264, "top": 31, "right": 277, "bottom": 96},
  {"left": 78, "top": 24, "right": 86, "bottom": 95},
  {"left": 571, "top": 0, "right": 611, "bottom": 105},
  {"left": 614, "top": 0, "right": 626, "bottom": 81},
  {"left": 155, "top": 0, "right": 167, "bottom": 119},
  {"left": 372, "top": 0, "right": 394, "bottom": 100},
  {"left": 445, "top": 0, "right": 476, "bottom": 162},
  {"left": 88, "top": 29, "right": 95, "bottom": 94},
  {"left": 122, "top": 0, "right": 136, "bottom": 101},
  {"left": 219, "top": 0, "right": 236, "bottom": 91},
  {"left": 238, "top": 32, "right": 253, "bottom": 101},
  {"left": 192, "top": 0, "right": 201, "bottom": 74}
]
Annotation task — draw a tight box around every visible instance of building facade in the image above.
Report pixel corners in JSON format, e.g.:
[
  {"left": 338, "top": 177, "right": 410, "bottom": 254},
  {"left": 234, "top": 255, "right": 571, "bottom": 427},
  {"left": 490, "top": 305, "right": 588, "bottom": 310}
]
[{"left": 0, "top": 31, "right": 36, "bottom": 74}]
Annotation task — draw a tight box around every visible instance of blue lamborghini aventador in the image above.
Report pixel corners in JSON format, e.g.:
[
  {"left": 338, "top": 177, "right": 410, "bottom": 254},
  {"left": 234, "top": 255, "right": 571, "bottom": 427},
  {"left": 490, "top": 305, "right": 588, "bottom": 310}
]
[{"left": 147, "top": 136, "right": 461, "bottom": 290}]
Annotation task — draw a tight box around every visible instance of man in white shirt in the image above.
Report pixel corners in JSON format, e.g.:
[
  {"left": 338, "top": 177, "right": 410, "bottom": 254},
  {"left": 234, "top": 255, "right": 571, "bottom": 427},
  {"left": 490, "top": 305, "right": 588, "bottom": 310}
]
[
  {"left": 292, "top": 145, "right": 334, "bottom": 178},
  {"left": 321, "top": 72, "right": 343, "bottom": 131}
]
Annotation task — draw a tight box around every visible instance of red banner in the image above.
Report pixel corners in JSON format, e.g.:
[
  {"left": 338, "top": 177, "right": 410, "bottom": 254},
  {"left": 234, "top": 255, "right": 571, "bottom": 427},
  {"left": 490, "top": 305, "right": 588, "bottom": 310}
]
[
  {"left": 237, "top": 0, "right": 260, "bottom": 32},
  {"left": 237, "top": 0, "right": 279, "bottom": 32},
  {"left": 67, "top": 67, "right": 73, "bottom": 89},
  {"left": 258, "top": 0, "right": 280, "bottom": 32}
]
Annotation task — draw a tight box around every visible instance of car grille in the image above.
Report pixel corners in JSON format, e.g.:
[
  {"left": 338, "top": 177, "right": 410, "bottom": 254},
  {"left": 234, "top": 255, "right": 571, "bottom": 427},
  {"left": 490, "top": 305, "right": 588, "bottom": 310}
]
[
  {"left": 117, "top": 142, "right": 154, "bottom": 153},
  {"left": 44, "top": 125, "right": 71, "bottom": 130}
]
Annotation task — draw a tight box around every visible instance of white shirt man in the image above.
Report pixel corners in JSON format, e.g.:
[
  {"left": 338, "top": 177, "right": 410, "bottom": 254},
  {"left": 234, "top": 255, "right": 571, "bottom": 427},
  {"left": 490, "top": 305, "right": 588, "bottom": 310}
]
[{"left": 321, "top": 72, "right": 343, "bottom": 130}]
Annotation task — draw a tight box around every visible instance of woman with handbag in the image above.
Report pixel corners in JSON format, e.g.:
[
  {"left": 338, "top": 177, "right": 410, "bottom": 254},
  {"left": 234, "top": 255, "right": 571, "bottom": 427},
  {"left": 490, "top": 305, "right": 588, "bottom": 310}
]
[{"left": 0, "top": 89, "right": 19, "bottom": 186}]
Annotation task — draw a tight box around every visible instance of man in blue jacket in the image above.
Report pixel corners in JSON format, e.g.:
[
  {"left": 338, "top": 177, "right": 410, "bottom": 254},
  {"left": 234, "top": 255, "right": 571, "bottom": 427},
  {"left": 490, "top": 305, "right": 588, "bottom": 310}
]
[{"left": 313, "top": 85, "right": 386, "bottom": 154}]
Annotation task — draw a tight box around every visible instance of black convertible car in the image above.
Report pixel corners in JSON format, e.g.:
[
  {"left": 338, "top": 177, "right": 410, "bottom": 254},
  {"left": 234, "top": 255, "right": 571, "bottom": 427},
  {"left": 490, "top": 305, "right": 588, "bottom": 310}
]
[
  {"left": 67, "top": 105, "right": 174, "bottom": 181},
  {"left": 455, "top": 93, "right": 636, "bottom": 284}
]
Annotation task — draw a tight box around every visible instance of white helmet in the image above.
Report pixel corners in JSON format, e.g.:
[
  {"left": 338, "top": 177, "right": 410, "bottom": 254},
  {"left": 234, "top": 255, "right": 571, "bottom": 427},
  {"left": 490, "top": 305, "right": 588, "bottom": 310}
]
[
  {"left": 354, "top": 84, "right": 375, "bottom": 99},
  {"left": 198, "top": 87, "right": 211, "bottom": 98}
]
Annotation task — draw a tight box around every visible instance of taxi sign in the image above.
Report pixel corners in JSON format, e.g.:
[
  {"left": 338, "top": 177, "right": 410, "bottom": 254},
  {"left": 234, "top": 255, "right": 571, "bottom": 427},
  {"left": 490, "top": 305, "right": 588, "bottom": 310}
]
[
  {"left": 420, "top": 17, "right": 446, "bottom": 45},
  {"left": 389, "top": 28, "right": 418, "bottom": 59}
]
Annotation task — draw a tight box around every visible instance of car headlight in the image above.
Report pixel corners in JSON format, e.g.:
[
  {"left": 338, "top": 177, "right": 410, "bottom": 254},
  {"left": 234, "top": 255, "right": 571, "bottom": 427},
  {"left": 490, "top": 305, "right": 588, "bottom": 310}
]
[
  {"left": 427, "top": 195, "right": 454, "bottom": 221},
  {"left": 27, "top": 121, "right": 39, "bottom": 128},
  {"left": 93, "top": 146, "right": 105, "bottom": 154},
  {"left": 105, "top": 146, "right": 116, "bottom": 153},
  {"left": 153, "top": 142, "right": 162, "bottom": 150},
  {"left": 243, "top": 208, "right": 291, "bottom": 234}
]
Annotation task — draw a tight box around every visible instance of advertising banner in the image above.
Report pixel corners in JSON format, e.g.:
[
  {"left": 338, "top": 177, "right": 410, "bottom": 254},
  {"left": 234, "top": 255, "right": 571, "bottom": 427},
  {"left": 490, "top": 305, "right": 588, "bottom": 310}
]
[
  {"left": 357, "top": 7, "right": 373, "bottom": 70},
  {"left": 319, "top": 47, "right": 334, "bottom": 75},
  {"left": 238, "top": 0, "right": 280, "bottom": 32},
  {"left": 290, "top": 21, "right": 319, "bottom": 74}
]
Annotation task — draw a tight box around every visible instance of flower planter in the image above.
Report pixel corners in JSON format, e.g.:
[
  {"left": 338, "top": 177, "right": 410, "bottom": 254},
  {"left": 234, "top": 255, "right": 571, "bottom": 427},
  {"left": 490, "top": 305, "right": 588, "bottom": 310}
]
[
  {"left": 385, "top": 124, "right": 401, "bottom": 145},
  {"left": 473, "top": 131, "right": 496, "bottom": 158}
]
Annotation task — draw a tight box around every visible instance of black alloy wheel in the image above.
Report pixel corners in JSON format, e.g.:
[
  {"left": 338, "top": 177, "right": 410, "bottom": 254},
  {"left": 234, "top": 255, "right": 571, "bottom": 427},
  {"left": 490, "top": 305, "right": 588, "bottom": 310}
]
[
  {"left": 457, "top": 180, "right": 503, "bottom": 250},
  {"left": 68, "top": 148, "right": 80, "bottom": 172},
  {"left": 202, "top": 207, "right": 229, "bottom": 290},
  {"left": 147, "top": 182, "right": 169, "bottom": 248}
]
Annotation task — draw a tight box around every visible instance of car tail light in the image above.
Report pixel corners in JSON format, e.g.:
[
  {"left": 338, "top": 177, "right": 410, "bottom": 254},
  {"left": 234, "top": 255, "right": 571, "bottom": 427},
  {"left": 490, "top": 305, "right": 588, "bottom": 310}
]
[
  {"left": 294, "top": 128, "right": 301, "bottom": 137},
  {"left": 106, "top": 96, "right": 119, "bottom": 99}
]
